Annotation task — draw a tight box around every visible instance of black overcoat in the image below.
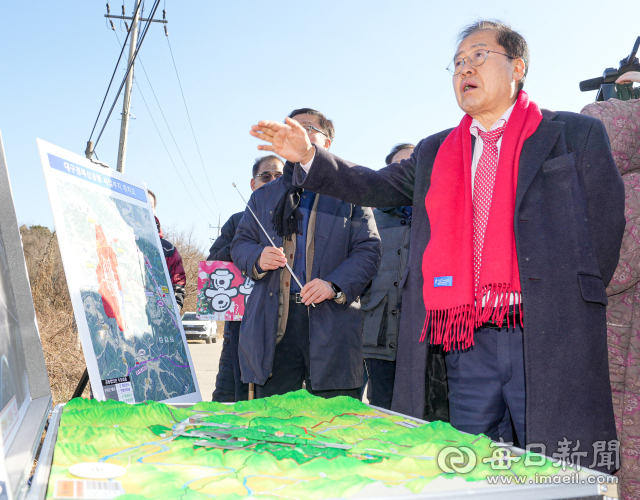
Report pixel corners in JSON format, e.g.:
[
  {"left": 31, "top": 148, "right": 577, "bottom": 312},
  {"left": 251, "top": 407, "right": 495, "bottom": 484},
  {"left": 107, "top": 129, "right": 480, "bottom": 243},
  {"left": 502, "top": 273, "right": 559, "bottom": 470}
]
[{"left": 293, "top": 109, "right": 625, "bottom": 472}]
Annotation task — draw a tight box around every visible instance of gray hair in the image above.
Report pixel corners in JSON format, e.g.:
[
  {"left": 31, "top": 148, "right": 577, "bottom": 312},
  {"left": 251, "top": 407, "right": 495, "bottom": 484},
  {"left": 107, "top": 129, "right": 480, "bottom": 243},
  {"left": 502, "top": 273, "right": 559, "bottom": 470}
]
[{"left": 457, "top": 20, "right": 529, "bottom": 92}]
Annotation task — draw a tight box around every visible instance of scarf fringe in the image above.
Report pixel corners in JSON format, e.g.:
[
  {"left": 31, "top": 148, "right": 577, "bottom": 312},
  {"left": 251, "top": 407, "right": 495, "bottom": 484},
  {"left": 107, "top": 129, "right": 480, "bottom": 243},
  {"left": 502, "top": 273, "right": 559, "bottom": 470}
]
[
  {"left": 420, "top": 304, "right": 475, "bottom": 351},
  {"left": 273, "top": 215, "right": 303, "bottom": 241},
  {"left": 420, "top": 284, "right": 522, "bottom": 351},
  {"left": 272, "top": 214, "right": 303, "bottom": 241}
]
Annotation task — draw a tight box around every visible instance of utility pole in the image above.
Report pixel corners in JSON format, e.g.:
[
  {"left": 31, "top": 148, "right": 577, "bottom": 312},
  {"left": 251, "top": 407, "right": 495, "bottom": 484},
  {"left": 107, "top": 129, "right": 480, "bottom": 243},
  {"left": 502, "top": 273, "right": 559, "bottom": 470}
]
[
  {"left": 209, "top": 215, "right": 222, "bottom": 241},
  {"left": 115, "top": 0, "right": 140, "bottom": 173},
  {"left": 104, "top": 2, "right": 168, "bottom": 173}
]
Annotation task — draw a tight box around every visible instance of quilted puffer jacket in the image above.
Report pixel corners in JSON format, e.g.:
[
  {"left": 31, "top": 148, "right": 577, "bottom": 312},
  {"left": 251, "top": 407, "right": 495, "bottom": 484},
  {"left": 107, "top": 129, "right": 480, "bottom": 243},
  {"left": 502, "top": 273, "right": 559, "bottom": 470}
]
[{"left": 582, "top": 98, "right": 640, "bottom": 500}]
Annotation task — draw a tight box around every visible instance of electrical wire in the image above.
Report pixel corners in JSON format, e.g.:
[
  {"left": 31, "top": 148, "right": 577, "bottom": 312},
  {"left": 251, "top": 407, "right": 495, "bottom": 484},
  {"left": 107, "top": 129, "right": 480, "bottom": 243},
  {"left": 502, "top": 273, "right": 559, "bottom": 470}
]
[
  {"left": 110, "top": 31, "right": 211, "bottom": 224},
  {"left": 134, "top": 80, "right": 211, "bottom": 223},
  {"left": 93, "top": 0, "right": 161, "bottom": 150},
  {"left": 135, "top": 58, "right": 218, "bottom": 219},
  {"left": 165, "top": 36, "right": 221, "bottom": 214},
  {"left": 93, "top": 0, "right": 158, "bottom": 147},
  {"left": 88, "top": 0, "right": 142, "bottom": 142},
  {"left": 130, "top": 129, "right": 180, "bottom": 214}
]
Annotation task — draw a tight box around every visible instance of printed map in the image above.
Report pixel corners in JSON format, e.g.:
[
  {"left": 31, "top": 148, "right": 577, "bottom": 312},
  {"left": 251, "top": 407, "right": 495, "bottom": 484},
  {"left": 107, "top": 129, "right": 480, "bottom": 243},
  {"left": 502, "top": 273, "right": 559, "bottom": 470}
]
[
  {"left": 46, "top": 391, "right": 570, "bottom": 500},
  {"left": 54, "top": 178, "right": 196, "bottom": 404}
]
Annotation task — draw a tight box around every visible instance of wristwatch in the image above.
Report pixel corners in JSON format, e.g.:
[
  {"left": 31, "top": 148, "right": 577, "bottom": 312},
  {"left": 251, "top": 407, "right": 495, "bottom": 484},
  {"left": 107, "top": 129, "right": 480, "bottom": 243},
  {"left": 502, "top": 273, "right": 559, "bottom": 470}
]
[{"left": 330, "top": 282, "right": 344, "bottom": 300}]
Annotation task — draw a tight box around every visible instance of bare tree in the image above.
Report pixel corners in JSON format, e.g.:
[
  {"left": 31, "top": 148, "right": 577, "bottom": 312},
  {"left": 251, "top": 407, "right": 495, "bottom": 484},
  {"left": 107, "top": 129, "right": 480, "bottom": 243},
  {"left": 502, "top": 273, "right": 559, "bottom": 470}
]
[{"left": 161, "top": 223, "right": 207, "bottom": 314}]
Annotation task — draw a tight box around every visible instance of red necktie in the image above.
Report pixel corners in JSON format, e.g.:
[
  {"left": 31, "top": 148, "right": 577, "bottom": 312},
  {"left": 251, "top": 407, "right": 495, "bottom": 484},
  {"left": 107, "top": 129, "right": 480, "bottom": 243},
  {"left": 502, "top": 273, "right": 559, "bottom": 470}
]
[{"left": 473, "top": 125, "right": 506, "bottom": 290}]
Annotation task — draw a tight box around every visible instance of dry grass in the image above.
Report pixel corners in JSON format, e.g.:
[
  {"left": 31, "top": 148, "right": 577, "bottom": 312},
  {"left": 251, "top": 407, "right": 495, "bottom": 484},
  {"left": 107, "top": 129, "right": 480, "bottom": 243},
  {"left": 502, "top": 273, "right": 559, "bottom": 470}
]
[
  {"left": 21, "top": 224, "right": 208, "bottom": 406},
  {"left": 21, "top": 225, "right": 88, "bottom": 405},
  {"left": 162, "top": 223, "right": 208, "bottom": 315}
]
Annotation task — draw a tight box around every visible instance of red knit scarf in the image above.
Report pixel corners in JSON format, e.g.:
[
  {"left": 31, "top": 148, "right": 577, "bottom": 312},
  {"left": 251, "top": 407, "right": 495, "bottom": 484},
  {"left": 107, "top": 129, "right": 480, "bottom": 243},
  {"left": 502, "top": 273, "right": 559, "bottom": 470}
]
[{"left": 420, "top": 91, "right": 542, "bottom": 351}]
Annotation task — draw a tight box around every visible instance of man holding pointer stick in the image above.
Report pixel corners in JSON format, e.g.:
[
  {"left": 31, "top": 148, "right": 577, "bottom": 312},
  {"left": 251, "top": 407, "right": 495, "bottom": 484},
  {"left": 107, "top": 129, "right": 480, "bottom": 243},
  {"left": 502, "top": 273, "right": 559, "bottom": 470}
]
[
  {"left": 251, "top": 21, "right": 625, "bottom": 472},
  {"left": 233, "top": 108, "right": 381, "bottom": 399}
]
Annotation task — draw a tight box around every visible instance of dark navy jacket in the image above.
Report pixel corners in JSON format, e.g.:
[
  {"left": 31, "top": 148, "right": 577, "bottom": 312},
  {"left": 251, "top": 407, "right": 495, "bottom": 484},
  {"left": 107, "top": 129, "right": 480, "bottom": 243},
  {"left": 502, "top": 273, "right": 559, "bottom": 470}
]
[
  {"left": 207, "top": 212, "right": 244, "bottom": 262},
  {"left": 362, "top": 207, "right": 411, "bottom": 362},
  {"left": 293, "top": 109, "right": 625, "bottom": 473},
  {"left": 207, "top": 211, "right": 243, "bottom": 402},
  {"left": 231, "top": 177, "right": 381, "bottom": 390}
]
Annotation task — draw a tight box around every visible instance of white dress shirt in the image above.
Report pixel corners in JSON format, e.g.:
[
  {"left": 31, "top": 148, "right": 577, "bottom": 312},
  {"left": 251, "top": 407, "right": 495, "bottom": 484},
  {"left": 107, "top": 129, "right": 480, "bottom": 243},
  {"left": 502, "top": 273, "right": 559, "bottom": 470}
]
[
  {"left": 469, "top": 102, "right": 518, "bottom": 307},
  {"left": 470, "top": 102, "right": 515, "bottom": 190}
]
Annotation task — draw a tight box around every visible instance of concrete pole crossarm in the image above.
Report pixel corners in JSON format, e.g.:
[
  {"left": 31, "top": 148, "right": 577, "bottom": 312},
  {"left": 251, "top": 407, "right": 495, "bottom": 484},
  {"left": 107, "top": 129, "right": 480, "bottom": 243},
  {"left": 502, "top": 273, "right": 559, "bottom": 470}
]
[{"left": 105, "top": 14, "right": 167, "bottom": 24}]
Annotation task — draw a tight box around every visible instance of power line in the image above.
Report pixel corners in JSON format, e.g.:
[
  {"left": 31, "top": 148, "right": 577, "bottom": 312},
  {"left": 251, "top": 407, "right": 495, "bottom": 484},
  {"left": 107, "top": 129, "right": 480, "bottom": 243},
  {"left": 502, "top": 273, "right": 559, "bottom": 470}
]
[
  {"left": 111, "top": 30, "right": 210, "bottom": 224},
  {"left": 88, "top": 0, "right": 142, "bottom": 142},
  {"left": 134, "top": 78, "right": 212, "bottom": 223},
  {"left": 94, "top": 0, "right": 158, "bottom": 148},
  {"left": 101, "top": 4, "right": 218, "bottom": 218},
  {"left": 135, "top": 55, "right": 218, "bottom": 219},
  {"left": 164, "top": 36, "right": 221, "bottom": 214},
  {"left": 130, "top": 129, "right": 180, "bottom": 214},
  {"left": 93, "top": 0, "right": 161, "bottom": 150}
]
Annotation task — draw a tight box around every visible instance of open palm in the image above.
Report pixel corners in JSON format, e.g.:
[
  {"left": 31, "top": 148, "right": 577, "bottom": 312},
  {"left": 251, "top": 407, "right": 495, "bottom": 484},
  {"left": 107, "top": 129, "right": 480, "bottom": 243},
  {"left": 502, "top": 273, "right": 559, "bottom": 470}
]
[{"left": 250, "top": 117, "right": 314, "bottom": 164}]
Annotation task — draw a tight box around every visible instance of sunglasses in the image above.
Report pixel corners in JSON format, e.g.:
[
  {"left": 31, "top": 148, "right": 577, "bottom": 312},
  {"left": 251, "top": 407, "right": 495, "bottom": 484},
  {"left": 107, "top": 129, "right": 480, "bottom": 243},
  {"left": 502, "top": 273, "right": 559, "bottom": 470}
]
[{"left": 254, "top": 172, "right": 283, "bottom": 183}]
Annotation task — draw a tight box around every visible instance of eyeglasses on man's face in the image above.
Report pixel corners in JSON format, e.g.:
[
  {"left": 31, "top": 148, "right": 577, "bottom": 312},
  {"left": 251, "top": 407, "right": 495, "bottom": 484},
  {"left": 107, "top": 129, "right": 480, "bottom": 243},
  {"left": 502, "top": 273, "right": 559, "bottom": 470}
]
[
  {"left": 447, "top": 49, "right": 515, "bottom": 76},
  {"left": 254, "top": 172, "right": 283, "bottom": 183},
  {"left": 302, "top": 125, "right": 327, "bottom": 137}
]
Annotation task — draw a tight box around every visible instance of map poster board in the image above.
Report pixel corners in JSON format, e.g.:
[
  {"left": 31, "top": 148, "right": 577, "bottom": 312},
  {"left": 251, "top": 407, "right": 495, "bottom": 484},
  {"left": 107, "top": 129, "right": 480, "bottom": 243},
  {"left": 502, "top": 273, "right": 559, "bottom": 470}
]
[
  {"left": 37, "top": 139, "right": 200, "bottom": 405},
  {"left": 196, "top": 261, "right": 253, "bottom": 321}
]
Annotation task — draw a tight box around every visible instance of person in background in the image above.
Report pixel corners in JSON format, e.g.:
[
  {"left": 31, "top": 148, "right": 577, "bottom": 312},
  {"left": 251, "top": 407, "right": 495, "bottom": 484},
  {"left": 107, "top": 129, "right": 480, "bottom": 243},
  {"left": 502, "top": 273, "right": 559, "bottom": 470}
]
[
  {"left": 232, "top": 108, "right": 381, "bottom": 399},
  {"left": 148, "top": 189, "right": 186, "bottom": 309},
  {"left": 209, "top": 155, "right": 284, "bottom": 402},
  {"left": 360, "top": 144, "right": 414, "bottom": 409}
]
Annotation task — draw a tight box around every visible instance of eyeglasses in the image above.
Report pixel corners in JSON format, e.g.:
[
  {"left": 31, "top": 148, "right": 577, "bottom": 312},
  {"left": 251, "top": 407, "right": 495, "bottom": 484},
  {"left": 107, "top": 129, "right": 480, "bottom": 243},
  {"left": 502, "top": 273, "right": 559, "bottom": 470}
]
[
  {"left": 302, "top": 125, "right": 327, "bottom": 137},
  {"left": 446, "top": 49, "right": 515, "bottom": 76},
  {"left": 254, "top": 172, "right": 283, "bottom": 183}
]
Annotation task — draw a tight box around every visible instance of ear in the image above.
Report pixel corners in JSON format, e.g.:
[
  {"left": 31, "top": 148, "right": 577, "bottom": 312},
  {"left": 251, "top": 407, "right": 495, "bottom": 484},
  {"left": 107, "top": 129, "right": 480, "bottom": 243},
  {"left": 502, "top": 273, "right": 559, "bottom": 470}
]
[
  {"left": 250, "top": 178, "right": 256, "bottom": 192},
  {"left": 513, "top": 58, "right": 526, "bottom": 83},
  {"left": 323, "top": 137, "right": 332, "bottom": 150}
]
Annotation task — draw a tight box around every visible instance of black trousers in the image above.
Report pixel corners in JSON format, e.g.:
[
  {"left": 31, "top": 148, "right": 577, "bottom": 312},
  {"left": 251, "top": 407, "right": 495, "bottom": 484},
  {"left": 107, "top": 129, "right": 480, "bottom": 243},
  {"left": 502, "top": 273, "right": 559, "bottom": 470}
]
[
  {"left": 211, "top": 333, "right": 235, "bottom": 402},
  {"left": 256, "top": 301, "right": 359, "bottom": 399},
  {"left": 228, "top": 321, "right": 249, "bottom": 401},
  {"left": 364, "top": 358, "right": 396, "bottom": 410}
]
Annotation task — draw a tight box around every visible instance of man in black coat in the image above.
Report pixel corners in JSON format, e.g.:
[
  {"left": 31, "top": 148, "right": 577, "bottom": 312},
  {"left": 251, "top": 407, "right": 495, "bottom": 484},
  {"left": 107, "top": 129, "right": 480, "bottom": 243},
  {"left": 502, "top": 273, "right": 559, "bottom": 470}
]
[
  {"left": 233, "top": 108, "right": 381, "bottom": 399},
  {"left": 208, "top": 211, "right": 243, "bottom": 402},
  {"left": 250, "top": 21, "right": 625, "bottom": 472},
  {"left": 208, "top": 155, "right": 284, "bottom": 402}
]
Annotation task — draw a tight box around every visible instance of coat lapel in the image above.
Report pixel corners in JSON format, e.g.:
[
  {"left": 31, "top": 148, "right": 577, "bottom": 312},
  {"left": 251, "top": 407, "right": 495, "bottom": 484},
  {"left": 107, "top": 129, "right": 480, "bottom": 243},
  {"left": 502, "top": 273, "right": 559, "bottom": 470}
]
[
  {"left": 310, "top": 196, "right": 340, "bottom": 279},
  {"left": 515, "top": 118, "right": 564, "bottom": 214},
  {"left": 306, "top": 194, "right": 321, "bottom": 284}
]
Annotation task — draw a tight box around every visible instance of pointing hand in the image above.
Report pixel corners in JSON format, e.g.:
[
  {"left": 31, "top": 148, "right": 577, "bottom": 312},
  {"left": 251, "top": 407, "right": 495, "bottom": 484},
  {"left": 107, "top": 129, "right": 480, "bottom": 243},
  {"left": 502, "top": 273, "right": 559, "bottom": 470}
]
[{"left": 250, "top": 117, "right": 315, "bottom": 164}]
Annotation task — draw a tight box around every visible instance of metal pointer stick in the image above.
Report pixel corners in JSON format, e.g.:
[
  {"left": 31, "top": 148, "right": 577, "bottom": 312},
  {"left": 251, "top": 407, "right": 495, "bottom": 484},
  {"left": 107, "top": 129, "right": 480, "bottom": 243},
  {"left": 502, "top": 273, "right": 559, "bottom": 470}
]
[{"left": 232, "top": 183, "right": 315, "bottom": 307}]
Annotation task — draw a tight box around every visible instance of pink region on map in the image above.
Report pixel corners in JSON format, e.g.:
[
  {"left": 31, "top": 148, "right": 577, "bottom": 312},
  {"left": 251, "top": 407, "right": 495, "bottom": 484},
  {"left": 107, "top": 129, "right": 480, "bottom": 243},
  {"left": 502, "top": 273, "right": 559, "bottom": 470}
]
[{"left": 95, "top": 224, "right": 126, "bottom": 332}]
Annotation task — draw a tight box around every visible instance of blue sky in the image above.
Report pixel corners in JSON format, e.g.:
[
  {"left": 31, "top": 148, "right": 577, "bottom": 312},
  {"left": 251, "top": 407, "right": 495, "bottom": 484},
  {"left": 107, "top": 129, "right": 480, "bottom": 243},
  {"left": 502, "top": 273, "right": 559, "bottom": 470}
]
[{"left": 1, "top": 1, "right": 637, "bottom": 248}]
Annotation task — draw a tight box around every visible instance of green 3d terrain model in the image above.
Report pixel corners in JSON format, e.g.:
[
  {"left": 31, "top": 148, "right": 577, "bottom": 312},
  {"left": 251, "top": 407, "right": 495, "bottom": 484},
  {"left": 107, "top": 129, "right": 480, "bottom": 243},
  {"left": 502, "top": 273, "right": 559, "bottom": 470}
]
[{"left": 46, "top": 390, "right": 559, "bottom": 499}]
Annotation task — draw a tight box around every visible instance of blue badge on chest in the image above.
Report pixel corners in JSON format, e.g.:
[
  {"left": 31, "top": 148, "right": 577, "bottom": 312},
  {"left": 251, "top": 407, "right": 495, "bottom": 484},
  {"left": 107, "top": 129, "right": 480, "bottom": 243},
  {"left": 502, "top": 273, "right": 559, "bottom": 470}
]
[{"left": 434, "top": 276, "right": 453, "bottom": 287}]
